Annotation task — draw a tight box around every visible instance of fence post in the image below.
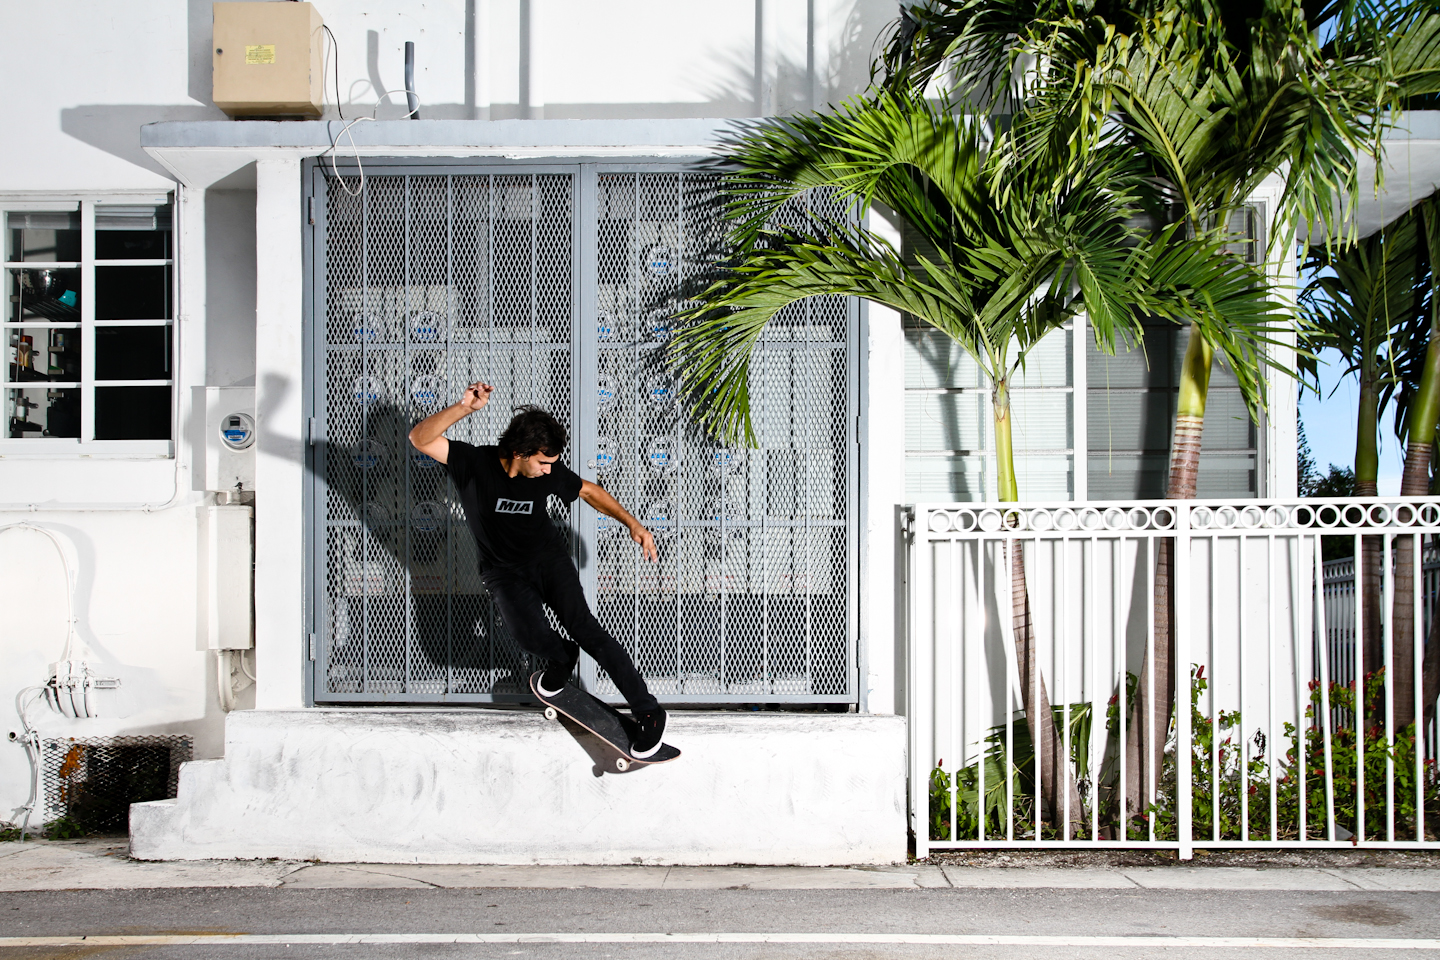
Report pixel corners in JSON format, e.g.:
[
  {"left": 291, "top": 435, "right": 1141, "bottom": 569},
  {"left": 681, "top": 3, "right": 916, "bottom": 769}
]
[
  {"left": 1174, "top": 501, "right": 1193, "bottom": 861},
  {"left": 908, "top": 506, "right": 930, "bottom": 860}
]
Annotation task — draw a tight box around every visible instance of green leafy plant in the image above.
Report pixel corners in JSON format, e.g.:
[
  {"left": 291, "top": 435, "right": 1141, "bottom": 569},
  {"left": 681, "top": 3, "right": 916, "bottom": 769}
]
[{"left": 42, "top": 816, "right": 85, "bottom": 840}]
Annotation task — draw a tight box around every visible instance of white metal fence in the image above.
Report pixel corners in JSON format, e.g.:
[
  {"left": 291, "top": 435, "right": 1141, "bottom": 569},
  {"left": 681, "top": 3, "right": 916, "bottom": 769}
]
[{"left": 908, "top": 499, "right": 1440, "bottom": 858}]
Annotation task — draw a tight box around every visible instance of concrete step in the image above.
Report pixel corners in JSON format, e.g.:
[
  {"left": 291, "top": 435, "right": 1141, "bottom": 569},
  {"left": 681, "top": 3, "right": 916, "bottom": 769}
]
[{"left": 128, "top": 708, "right": 906, "bottom": 865}]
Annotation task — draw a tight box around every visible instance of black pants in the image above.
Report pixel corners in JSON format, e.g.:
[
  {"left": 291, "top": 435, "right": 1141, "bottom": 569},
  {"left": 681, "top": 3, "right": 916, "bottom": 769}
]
[{"left": 482, "top": 553, "right": 658, "bottom": 712}]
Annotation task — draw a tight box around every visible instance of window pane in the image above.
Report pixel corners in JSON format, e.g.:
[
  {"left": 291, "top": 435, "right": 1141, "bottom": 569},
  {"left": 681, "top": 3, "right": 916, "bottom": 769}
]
[
  {"left": 95, "top": 265, "right": 171, "bottom": 320},
  {"left": 8, "top": 267, "right": 81, "bottom": 321},
  {"left": 95, "top": 385, "right": 169, "bottom": 440},
  {"left": 8, "top": 387, "right": 79, "bottom": 438},
  {"left": 96, "top": 325, "right": 169, "bottom": 380},
  {"left": 8, "top": 326, "right": 80, "bottom": 382},
  {"left": 7, "top": 211, "right": 81, "bottom": 263},
  {"left": 95, "top": 205, "right": 172, "bottom": 260}
]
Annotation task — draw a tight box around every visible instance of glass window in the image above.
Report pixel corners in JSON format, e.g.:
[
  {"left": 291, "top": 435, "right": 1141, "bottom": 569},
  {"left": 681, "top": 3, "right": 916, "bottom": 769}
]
[{"left": 3, "top": 201, "right": 174, "bottom": 449}]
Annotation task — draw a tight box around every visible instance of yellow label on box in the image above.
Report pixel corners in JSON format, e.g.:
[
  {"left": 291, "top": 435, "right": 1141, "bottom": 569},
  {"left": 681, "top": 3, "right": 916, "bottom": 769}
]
[{"left": 245, "top": 44, "right": 276, "bottom": 65}]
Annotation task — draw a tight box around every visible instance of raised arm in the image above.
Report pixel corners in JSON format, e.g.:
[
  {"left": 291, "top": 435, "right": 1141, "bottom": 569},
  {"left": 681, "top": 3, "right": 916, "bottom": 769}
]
[
  {"left": 407, "top": 382, "right": 493, "bottom": 464},
  {"left": 579, "top": 479, "right": 658, "bottom": 562}
]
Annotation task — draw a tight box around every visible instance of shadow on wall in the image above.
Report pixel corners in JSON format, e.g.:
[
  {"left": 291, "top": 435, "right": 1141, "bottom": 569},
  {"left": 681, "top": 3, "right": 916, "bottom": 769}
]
[{"left": 60, "top": 105, "right": 224, "bottom": 181}]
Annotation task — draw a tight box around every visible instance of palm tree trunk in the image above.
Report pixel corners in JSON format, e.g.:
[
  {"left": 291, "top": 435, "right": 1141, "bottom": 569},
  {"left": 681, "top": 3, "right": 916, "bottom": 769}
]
[
  {"left": 1392, "top": 327, "right": 1440, "bottom": 730},
  {"left": 1355, "top": 372, "right": 1384, "bottom": 685},
  {"left": 994, "top": 378, "right": 1085, "bottom": 836},
  {"left": 1125, "top": 322, "right": 1208, "bottom": 831}
]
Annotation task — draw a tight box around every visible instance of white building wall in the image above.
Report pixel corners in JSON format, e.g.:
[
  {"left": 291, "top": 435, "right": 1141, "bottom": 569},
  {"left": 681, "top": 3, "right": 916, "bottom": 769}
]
[{"left": 0, "top": 0, "right": 897, "bottom": 829}]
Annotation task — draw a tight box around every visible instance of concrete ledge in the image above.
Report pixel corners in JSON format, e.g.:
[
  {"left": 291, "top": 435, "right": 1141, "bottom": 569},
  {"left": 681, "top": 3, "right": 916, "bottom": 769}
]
[{"left": 128, "top": 709, "right": 906, "bottom": 865}]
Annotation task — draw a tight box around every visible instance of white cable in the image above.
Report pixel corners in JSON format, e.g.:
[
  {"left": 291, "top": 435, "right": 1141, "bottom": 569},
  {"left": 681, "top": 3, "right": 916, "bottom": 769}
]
[
  {"left": 217, "top": 650, "right": 236, "bottom": 713},
  {"left": 9, "top": 686, "right": 45, "bottom": 840},
  {"left": 322, "top": 90, "right": 421, "bottom": 198},
  {"left": 238, "top": 648, "right": 257, "bottom": 683},
  {"left": 0, "top": 524, "right": 76, "bottom": 662}
]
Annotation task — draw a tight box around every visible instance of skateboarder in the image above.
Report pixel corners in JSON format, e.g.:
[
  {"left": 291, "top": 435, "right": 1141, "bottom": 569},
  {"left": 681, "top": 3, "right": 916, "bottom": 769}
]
[{"left": 408, "top": 382, "right": 667, "bottom": 757}]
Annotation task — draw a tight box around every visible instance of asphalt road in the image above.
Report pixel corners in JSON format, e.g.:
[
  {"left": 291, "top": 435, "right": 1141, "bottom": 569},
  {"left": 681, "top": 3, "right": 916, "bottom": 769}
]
[{"left": 2, "top": 886, "right": 1439, "bottom": 959}]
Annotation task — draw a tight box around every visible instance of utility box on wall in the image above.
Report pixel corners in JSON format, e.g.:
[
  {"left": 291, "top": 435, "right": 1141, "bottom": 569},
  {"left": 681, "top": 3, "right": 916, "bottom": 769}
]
[
  {"left": 212, "top": 2, "right": 324, "bottom": 118},
  {"left": 200, "top": 386, "right": 256, "bottom": 494}
]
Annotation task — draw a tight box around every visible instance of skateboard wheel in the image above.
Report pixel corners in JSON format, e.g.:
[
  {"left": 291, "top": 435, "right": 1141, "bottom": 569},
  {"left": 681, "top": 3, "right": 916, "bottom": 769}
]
[
  {"left": 544, "top": 707, "right": 558, "bottom": 721},
  {"left": 615, "top": 758, "right": 630, "bottom": 772}
]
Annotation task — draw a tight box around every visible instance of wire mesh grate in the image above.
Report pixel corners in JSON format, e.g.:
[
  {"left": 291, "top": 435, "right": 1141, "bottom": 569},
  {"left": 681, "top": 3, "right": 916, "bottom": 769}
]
[
  {"left": 42, "top": 735, "right": 191, "bottom": 834},
  {"left": 313, "top": 164, "right": 855, "bottom": 704}
]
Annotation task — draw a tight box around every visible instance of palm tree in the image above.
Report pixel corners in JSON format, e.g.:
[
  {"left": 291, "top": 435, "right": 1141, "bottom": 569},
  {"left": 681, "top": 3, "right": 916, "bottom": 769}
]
[
  {"left": 1301, "top": 202, "right": 1431, "bottom": 707},
  {"left": 881, "top": 0, "right": 1440, "bottom": 828},
  {"left": 1386, "top": 194, "right": 1440, "bottom": 732},
  {"left": 671, "top": 89, "right": 1278, "bottom": 834}
]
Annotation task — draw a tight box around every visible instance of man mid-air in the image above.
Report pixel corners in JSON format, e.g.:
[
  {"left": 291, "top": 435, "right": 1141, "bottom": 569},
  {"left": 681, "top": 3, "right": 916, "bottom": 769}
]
[{"left": 408, "top": 381, "right": 667, "bottom": 757}]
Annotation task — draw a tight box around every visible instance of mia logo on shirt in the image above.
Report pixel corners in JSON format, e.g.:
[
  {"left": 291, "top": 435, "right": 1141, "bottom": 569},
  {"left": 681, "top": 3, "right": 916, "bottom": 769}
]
[{"left": 494, "top": 498, "right": 534, "bottom": 515}]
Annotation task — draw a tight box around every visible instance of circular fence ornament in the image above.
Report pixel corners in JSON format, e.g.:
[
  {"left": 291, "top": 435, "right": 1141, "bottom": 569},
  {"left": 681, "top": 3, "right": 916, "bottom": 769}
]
[
  {"left": 596, "top": 375, "right": 617, "bottom": 408},
  {"left": 411, "top": 311, "right": 443, "bottom": 343},
  {"left": 643, "top": 245, "right": 673, "bottom": 278},
  {"left": 410, "top": 375, "right": 444, "bottom": 409},
  {"left": 410, "top": 501, "right": 447, "bottom": 534},
  {"left": 646, "top": 436, "right": 678, "bottom": 474},
  {"left": 352, "top": 440, "right": 386, "bottom": 472},
  {"left": 351, "top": 314, "right": 379, "bottom": 343},
  {"left": 352, "top": 376, "right": 383, "bottom": 406},
  {"left": 593, "top": 438, "right": 617, "bottom": 474}
]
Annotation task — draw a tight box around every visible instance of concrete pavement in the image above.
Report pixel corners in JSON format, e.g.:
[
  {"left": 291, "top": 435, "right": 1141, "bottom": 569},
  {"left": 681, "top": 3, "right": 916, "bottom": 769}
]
[{"left": 4, "top": 838, "right": 1440, "bottom": 892}]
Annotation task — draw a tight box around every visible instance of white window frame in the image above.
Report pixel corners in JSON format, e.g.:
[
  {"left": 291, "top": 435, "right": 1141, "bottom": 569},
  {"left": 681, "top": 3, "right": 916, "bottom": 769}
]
[{"left": 2, "top": 195, "right": 176, "bottom": 457}]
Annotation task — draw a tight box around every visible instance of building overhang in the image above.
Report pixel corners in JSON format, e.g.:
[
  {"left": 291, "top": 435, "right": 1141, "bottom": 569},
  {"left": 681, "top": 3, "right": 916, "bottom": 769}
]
[{"left": 141, "top": 118, "right": 737, "bottom": 189}]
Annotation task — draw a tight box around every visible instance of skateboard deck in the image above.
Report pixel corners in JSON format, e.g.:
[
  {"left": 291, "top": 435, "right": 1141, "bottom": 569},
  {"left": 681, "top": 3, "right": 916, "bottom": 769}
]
[{"left": 529, "top": 672, "right": 680, "bottom": 771}]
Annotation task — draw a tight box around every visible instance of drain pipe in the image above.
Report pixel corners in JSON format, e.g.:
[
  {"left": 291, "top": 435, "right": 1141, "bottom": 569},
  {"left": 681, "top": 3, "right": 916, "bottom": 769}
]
[{"left": 404, "top": 42, "right": 420, "bottom": 119}]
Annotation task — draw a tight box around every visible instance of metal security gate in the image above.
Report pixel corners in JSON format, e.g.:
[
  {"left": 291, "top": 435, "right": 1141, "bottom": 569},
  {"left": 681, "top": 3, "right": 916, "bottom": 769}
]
[{"left": 304, "top": 159, "right": 858, "bottom": 704}]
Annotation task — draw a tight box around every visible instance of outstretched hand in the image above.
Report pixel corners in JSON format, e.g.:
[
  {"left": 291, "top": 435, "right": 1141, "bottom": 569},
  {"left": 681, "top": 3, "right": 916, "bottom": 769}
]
[
  {"left": 460, "top": 382, "right": 494, "bottom": 411},
  {"left": 630, "top": 524, "right": 659, "bottom": 563}
]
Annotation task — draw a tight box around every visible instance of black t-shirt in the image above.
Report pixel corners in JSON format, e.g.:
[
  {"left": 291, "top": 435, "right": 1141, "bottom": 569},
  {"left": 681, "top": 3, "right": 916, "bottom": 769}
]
[{"left": 444, "top": 440, "right": 583, "bottom": 570}]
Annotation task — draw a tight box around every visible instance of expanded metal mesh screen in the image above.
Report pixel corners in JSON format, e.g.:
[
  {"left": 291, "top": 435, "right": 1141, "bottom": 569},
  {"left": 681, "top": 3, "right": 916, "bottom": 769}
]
[
  {"left": 310, "top": 163, "right": 855, "bottom": 703},
  {"left": 43, "top": 735, "right": 191, "bottom": 834}
]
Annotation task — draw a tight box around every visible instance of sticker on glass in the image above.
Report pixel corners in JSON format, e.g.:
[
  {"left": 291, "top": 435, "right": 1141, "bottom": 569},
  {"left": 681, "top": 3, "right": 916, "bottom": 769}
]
[
  {"left": 646, "top": 436, "right": 678, "bottom": 473},
  {"left": 363, "top": 501, "right": 391, "bottom": 527},
  {"left": 706, "top": 497, "right": 744, "bottom": 541},
  {"left": 411, "top": 449, "right": 442, "bottom": 470},
  {"left": 351, "top": 314, "right": 378, "bottom": 343},
  {"left": 352, "top": 440, "right": 386, "bottom": 471},
  {"left": 644, "top": 500, "right": 674, "bottom": 538},
  {"left": 644, "top": 376, "right": 674, "bottom": 406},
  {"left": 593, "top": 438, "right": 617, "bottom": 474},
  {"left": 411, "top": 375, "right": 444, "bottom": 408},
  {"left": 644, "top": 310, "right": 671, "bottom": 342},
  {"left": 352, "top": 376, "right": 383, "bottom": 406},
  {"left": 597, "top": 312, "right": 618, "bottom": 342},
  {"left": 644, "top": 245, "right": 673, "bottom": 278},
  {"left": 596, "top": 375, "right": 617, "bottom": 408},
  {"left": 410, "top": 311, "right": 443, "bottom": 343},
  {"left": 410, "top": 500, "right": 446, "bottom": 534},
  {"left": 710, "top": 447, "right": 744, "bottom": 475}
]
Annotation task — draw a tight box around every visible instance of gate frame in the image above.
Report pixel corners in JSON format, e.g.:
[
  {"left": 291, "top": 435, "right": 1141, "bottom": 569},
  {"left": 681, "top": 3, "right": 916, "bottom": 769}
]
[{"left": 301, "top": 156, "right": 863, "bottom": 707}]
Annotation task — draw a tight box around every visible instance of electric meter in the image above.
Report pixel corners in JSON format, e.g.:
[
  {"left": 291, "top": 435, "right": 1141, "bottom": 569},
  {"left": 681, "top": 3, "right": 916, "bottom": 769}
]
[{"left": 219, "top": 412, "right": 256, "bottom": 450}]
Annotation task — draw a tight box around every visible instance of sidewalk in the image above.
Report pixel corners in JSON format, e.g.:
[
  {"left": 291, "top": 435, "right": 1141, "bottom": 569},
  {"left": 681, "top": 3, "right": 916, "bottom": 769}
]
[{"left": 4, "top": 839, "right": 1440, "bottom": 892}]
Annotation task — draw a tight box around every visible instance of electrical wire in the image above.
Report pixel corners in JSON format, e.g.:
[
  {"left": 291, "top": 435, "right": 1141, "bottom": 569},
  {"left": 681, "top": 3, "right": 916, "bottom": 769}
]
[
  {"left": 9, "top": 687, "right": 45, "bottom": 841},
  {"left": 323, "top": 25, "right": 344, "bottom": 120},
  {"left": 323, "top": 90, "right": 419, "bottom": 198}
]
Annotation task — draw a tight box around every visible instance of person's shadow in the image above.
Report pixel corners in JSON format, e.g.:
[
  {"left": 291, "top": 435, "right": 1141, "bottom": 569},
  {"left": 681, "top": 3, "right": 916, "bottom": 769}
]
[{"left": 319, "top": 397, "right": 591, "bottom": 701}]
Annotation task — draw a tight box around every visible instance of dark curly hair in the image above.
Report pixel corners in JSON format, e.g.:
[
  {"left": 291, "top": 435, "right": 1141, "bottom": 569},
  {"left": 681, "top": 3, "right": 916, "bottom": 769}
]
[{"left": 497, "top": 405, "right": 568, "bottom": 458}]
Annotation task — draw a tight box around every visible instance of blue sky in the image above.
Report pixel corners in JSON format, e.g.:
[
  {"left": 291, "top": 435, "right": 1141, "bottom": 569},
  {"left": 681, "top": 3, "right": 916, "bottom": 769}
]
[{"left": 1300, "top": 347, "right": 1406, "bottom": 494}]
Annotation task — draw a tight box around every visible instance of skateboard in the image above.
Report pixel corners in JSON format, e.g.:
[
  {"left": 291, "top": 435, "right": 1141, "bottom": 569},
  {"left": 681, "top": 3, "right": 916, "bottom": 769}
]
[{"left": 529, "top": 672, "right": 681, "bottom": 771}]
